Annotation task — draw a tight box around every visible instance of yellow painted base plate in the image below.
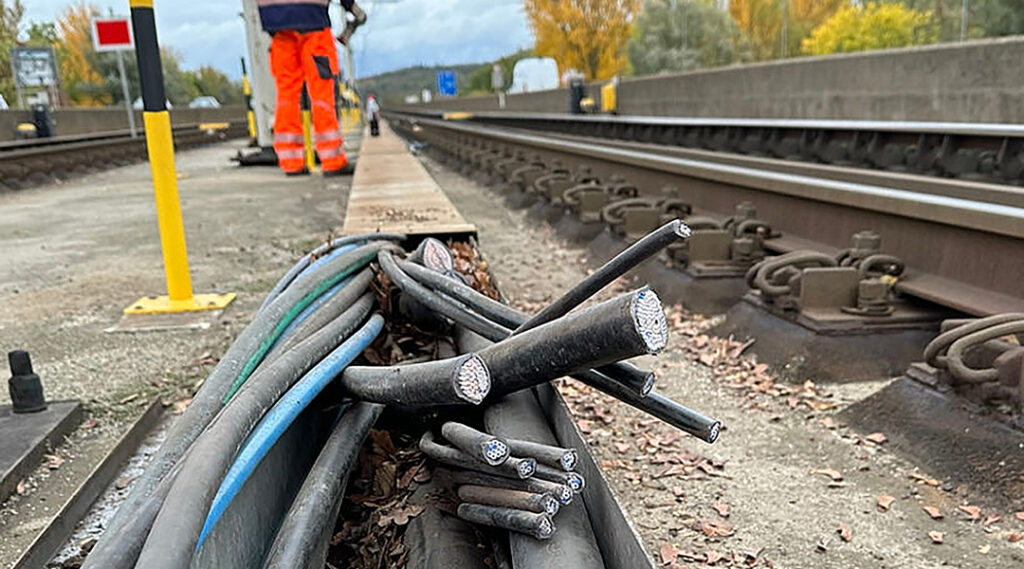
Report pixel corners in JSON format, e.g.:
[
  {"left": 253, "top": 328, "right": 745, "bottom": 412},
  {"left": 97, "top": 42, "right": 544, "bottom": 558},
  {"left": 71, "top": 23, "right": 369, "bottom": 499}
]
[{"left": 123, "top": 293, "right": 237, "bottom": 315}]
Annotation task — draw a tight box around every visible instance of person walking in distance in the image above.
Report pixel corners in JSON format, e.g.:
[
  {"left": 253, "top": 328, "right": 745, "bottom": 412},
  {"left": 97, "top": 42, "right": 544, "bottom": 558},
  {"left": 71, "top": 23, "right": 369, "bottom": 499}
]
[
  {"left": 257, "top": 0, "right": 367, "bottom": 176},
  {"left": 366, "top": 94, "right": 380, "bottom": 137}
]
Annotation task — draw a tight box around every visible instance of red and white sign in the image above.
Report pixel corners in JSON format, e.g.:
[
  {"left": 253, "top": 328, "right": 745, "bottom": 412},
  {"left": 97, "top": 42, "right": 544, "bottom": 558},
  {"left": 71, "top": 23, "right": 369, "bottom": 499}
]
[{"left": 91, "top": 17, "right": 134, "bottom": 52}]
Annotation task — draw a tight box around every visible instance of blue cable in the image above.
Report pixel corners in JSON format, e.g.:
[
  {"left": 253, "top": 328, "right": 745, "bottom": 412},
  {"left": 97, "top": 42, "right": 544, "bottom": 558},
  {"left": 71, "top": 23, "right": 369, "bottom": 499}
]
[{"left": 196, "top": 314, "right": 385, "bottom": 548}]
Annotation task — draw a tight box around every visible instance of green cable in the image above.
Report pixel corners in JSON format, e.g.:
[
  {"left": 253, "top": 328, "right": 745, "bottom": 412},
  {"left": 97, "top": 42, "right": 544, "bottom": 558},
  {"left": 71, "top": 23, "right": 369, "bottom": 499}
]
[{"left": 221, "top": 252, "right": 377, "bottom": 403}]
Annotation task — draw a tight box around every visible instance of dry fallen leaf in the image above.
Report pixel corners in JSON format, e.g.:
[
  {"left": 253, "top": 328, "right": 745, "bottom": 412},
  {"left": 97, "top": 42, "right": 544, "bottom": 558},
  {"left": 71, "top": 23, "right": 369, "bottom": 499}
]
[
  {"left": 923, "top": 506, "right": 944, "bottom": 520},
  {"left": 837, "top": 523, "right": 853, "bottom": 542},
  {"left": 712, "top": 500, "right": 730, "bottom": 518},
  {"left": 697, "top": 519, "right": 735, "bottom": 539},
  {"left": 612, "top": 441, "right": 631, "bottom": 454},
  {"left": 959, "top": 505, "right": 982, "bottom": 521},
  {"left": 929, "top": 531, "right": 944, "bottom": 544},
  {"left": 810, "top": 468, "right": 843, "bottom": 482},
  {"left": 983, "top": 514, "right": 1002, "bottom": 527},
  {"left": 864, "top": 432, "right": 888, "bottom": 445},
  {"left": 705, "top": 550, "right": 727, "bottom": 565},
  {"left": 1007, "top": 533, "right": 1023, "bottom": 543},
  {"left": 16, "top": 480, "right": 26, "bottom": 495},
  {"left": 659, "top": 543, "right": 679, "bottom": 565},
  {"left": 1014, "top": 511, "right": 1024, "bottom": 521},
  {"left": 81, "top": 418, "right": 100, "bottom": 429},
  {"left": 819, "top": 417, "right": 837, "bottom": 430},
  {"left": 877, "top": 495, "right": 897, "bottom": 512},
  {"left": 376, "top": 504, "right": 424, "bottom": 527},
  {"left": 44, "top": 454, "right": 65, "bottom": 470},
  {"left": 979, "top": 544, "right": 992, "bottom": 554},
  {"left": 172, "top": 397, "right": 192, "bottom": 415}
]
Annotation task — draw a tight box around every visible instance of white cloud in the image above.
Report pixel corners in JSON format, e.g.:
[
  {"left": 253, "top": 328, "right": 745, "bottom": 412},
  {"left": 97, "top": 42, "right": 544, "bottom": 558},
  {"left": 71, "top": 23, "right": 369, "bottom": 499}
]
[{"left": 23, "top": 0, "right": 532, "bottom": 79}]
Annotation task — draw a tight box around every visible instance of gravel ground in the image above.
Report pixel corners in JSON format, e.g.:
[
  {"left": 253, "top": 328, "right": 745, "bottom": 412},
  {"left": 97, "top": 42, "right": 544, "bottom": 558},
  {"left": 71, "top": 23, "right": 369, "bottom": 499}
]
[{"left": 419, "top": 154, "right": 1024, "bottom": 569}]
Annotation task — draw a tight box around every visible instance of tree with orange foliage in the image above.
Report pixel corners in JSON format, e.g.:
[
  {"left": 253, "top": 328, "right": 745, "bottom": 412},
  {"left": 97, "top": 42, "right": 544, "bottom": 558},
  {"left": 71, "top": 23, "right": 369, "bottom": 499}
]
[
  {"left": 56, "top": 1, "right": 109, "bottom": 106},
  {"left": 524, "top": 0, "right": 641, "bottom": 81},
  {"left": 728, "top": 0, "right": 846, "bottom": 60}
]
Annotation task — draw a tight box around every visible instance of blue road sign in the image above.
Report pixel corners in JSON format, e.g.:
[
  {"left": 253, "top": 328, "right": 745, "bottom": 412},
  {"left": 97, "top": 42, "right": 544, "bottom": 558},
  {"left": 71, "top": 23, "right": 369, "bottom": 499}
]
[{"left": 437, "top": 70, "right": 457, "bottom": 97}]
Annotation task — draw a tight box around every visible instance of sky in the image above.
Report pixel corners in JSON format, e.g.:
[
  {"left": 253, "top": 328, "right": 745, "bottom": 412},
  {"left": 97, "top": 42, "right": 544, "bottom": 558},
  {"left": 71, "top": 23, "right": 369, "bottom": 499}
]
[{"left": 23, "top": 0, "right": 533, "bottom": 79}]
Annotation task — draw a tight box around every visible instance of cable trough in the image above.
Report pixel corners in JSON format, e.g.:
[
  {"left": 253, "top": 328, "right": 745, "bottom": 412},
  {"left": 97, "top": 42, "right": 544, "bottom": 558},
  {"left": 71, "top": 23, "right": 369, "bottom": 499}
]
[{"left": 76, "top": 223, "right": 715, "bottom": 569}]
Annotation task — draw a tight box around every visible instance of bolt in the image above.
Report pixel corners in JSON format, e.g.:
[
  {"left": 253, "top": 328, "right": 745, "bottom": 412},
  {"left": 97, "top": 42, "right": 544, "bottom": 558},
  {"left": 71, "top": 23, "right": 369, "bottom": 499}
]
[
  {"left": 734, "top": 201, "right": 757, "bottom": 220},
  {"left": 852, "top": 230, "right": 882, "bottom": 253}
]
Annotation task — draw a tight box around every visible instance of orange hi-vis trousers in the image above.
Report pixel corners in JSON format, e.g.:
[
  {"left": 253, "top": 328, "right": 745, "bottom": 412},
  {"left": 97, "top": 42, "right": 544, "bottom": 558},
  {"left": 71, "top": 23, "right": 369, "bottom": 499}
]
[{"left": 269, "top": 28, "right": 346, "bottom": 173}]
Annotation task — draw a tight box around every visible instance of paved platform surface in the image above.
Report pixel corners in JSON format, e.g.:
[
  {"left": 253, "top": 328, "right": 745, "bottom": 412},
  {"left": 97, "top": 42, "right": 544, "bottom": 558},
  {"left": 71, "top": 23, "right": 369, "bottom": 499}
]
[
  {"left": 0, "top": 138, "right": 356, "bottom": 567},
  {"left": 342, "top": 123, "right": 475, "bottom": 237}
]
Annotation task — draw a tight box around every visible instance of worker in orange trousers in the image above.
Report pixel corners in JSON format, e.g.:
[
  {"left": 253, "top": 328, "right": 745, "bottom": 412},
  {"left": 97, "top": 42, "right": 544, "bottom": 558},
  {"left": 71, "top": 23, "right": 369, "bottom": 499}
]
[{"left": 258, "top": 0, "right": 366, "bottom": 176}]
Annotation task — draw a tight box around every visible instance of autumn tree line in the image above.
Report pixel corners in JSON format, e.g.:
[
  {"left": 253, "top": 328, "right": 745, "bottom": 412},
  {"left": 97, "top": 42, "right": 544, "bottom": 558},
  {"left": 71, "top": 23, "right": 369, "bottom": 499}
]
[
  {"left": 0, "top": 1, "right": 242, "bottom": 108},
  {"left": 470, "top": 0, "right": 1024, "bottom": 92}
]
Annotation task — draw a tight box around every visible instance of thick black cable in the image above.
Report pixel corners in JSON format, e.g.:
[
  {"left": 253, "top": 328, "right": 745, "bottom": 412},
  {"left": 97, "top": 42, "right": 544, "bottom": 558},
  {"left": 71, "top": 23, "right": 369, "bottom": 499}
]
[
  {"left": 82, "top": 241, "right": 391, "bottom": 569},
  {"left": 261, "top": 402, "right": 384, "bottom": 569},
  {"left": 341, "top": 353, "right": 491, "bottom": 406},
  {"left": 134, "top": 295, "right": 376, "bottom": 569},
  {"left": 458, "top": 328, "right": 720, "bottom": 443},
  {"left": 387, "top": 253, "right": 654, "bottom": 396},
  {"left": 483, "top": 391, "right": 605, "bottom": 568},
  {"left": 516, "top": 219, "right": 689, "bottom": 333},
  {"left": 260, "top": 233, "right": 405, "bottom": 312}
]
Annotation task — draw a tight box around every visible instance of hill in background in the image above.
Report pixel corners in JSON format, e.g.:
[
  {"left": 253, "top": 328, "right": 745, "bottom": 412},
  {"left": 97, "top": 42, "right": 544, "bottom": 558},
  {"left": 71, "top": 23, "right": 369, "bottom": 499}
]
[{"left": 358, "top": 63, "right": 480, "bottom": 105}]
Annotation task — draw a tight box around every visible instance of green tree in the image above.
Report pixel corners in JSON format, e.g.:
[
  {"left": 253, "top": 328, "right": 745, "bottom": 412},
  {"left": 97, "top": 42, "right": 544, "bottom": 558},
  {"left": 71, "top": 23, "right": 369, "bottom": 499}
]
[
  {"left": 728, "top": 0, "right": 847, "bottom": 60},
  {"left": 25, "top": 21, "right": 57, "bottom": 45},
  {"left": 628, "top": 0, "right": 749, "bottom": 75},
  {"left": 901, "top": 0, "right": 1024, "bottom": 41},
  {"left": 190, "top": 65, "right": 243, "bottom": 104},
  {"left": 802, "top": 2, "right": 936, "bottom": 55},
  {"left": 0, "top": 0, "right": 25, "bottom": 104}
]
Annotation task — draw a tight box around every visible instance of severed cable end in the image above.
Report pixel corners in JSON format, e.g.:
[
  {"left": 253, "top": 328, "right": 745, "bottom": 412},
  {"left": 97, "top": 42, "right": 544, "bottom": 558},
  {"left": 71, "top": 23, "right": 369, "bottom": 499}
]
[
  {"left": 417, "top": 237, "right": 455, "bottom": 274},
  {"left": 516, "top": 457, "right": 537, "bottom": 479},
  {"left": 482, "top": 439, "right": 510, "bottom": 466},
  {"left": 672, "top": 219, "right": 693, "bottom": 239},
  {"left": 453, "top": 354, "right": 491, "bottom": 405},
  {"left": 631, "top": 287, "right": 668, "bottom": 354},
  {"left": 560, "top": 449, "right": 578, "bottom": 472},
  {"left": 555, "top": 484, "right": 573, "bottom": 505},
  {"left": 707, "top": 421, "right": 722, "bottom": 444},
  {"left": 535, "top": 515, "right": 555, "bottom": 539},
  {"left": 542, "top": 494, "right": 560, "bottom": 516},
  {"left": 642, "top": 372, "right": 656, "bottom": 397},
  {"left": 565, "top": 472, "right": 586, "bottom": 493}
]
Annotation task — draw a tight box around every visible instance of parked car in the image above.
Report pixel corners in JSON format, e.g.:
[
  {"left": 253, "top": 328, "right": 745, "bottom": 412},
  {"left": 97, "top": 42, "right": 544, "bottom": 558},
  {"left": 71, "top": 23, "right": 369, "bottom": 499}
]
[{"left": 189, "top": 96, "right": 221, "bottom": 109}]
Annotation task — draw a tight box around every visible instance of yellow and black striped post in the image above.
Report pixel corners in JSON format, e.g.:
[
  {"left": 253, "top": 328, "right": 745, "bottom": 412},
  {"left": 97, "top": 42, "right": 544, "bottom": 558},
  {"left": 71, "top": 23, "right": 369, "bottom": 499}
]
[
  {"left": 123, "top": 0, "right": 234, "bottom": 314},
  {"left": 240, "top": 57, "right": 257, "bottom": 143}
]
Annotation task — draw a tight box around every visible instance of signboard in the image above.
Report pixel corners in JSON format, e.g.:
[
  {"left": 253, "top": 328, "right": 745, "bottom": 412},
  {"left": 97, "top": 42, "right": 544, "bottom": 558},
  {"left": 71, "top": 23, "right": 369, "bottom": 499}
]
[
  {"left": 11, "top": 47, "right": 58, "bottom": 88},
  {"left": 436, "top": 70, "right": 457, "bottom": 98},
  {"left": 92, "top": 17, "right": 134, "bottom": 52}
]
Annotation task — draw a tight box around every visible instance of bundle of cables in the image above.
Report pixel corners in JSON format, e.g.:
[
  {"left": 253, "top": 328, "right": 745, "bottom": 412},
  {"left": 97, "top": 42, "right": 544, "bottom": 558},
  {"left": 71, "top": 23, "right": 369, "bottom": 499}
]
[{"left": 81, "top": 220, "right": 721, "bottom": 569}]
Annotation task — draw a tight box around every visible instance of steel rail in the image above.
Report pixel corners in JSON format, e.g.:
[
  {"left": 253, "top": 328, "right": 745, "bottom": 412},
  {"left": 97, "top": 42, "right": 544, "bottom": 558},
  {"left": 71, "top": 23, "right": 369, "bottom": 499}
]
[
  {"left": 399, "top": 114, "right": 1024, "bottom": 316},
  {"left": 399, "top": 109, "right": 1024, "bottom": 186},
  {"left": 495, "top": 125, "right": 1024, "bottom": 210},
  {"left": 406, "top": 109, "right": 1024, "bottom": 139}
]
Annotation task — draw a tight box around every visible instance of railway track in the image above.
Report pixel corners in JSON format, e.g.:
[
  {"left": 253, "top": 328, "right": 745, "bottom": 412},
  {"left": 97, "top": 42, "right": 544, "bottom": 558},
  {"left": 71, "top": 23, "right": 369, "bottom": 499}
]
[
  {"left": 400, "top": 109, "right": 1024, "bottom": 187},
  {"left": 0, "top": 121, "right": 248, "bottom": 192},
  {"left": 390, "top": 112, "right": 1024, "bottom": 451}
]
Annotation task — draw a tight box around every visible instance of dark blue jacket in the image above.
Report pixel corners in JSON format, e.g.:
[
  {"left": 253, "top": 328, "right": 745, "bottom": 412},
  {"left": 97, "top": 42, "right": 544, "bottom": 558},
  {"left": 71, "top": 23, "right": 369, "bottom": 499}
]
[{"left": 257, "top": 0, "right": 331, "bottom": 33}]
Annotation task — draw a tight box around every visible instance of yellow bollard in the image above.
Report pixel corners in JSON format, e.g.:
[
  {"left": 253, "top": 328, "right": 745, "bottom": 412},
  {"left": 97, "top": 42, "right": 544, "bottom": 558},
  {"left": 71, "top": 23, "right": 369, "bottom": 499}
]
[
  {"left": 123, "top": 0, "right": 234, "bottom": 314},
  {"left": 241, "top": 57, "right": 257, "bottom": 142},
  {"left": 300, "top": 85, "right": 316, "bottom": 172}
]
